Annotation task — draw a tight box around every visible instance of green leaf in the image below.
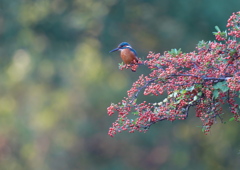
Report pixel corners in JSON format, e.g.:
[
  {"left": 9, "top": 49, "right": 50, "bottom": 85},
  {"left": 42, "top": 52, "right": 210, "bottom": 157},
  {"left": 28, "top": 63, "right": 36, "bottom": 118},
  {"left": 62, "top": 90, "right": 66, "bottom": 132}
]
[
  {"left": 174, "top": 100, "right": 181, "bottom": 104},
  {"left": 173, "top": 91, "right": 179, "bottom": 97},
  {"left": 213, "top": 81, "right": 229, "bottom": 92},
  {"left": 195, "top": 84, "right": 203, "bottom": 88},
  {"left": 168, "top": 48, "right": 182, "bottom": 57},
  {"left": 118, "top": 62, "right": 124, "bottom": 66},
  {"left": 193, "top": 95, "right": 198, "bottom": 101},
  {"left": 131, "top": 119, "right": 137, "bottom": 124},
  {"left": 215, "top": 26, "right": 221, "bottom": 32},
  {"left": 197, "top": 40, "right": 209, "bottom": 49},
  {"left": 132, "top": 98, "right": 137, "bottom": 104},
  {"left": 213, "top": 90, "right": 219, "bottom": 99},
  {"left": 132, "top": 111, "right": 139, "bottom": 115},
  {"left": 220, "top": 85, "right": 229, "bottom": 92},
  {"left": 180, "top": 89, "right": 187, "bottom": 94},
  {"left": 202, "top": 126, "right": 205, "bottom": 132},
  {"left": 186, "top": 86, "right": 195, "bottom": 91},
  {"left": 213, "top": 83, "right": 219, "bottom": 89},
  {"left": 229, "top": 49, "right": 237, "bottom": 56},
  {"left": 163, "top": 98, "right": 168, "bottom": 103},
  {"left": 229, "top": 117, "right": 235, "bottom": 121}
]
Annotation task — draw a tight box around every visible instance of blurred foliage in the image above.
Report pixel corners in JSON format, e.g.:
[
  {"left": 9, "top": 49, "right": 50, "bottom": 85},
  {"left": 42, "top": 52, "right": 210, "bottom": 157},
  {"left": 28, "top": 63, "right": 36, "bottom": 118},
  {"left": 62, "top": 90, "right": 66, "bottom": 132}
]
[{"left": 0, "top": 0, "right": 239, "bottom": 169}]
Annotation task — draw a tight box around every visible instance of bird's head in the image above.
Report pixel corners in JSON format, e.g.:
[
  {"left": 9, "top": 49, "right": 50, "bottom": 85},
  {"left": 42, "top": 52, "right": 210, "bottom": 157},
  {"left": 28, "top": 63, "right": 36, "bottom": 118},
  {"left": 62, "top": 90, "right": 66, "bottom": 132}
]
[{"left": 109, "top": 42, "right": 132, "bottom": 53}]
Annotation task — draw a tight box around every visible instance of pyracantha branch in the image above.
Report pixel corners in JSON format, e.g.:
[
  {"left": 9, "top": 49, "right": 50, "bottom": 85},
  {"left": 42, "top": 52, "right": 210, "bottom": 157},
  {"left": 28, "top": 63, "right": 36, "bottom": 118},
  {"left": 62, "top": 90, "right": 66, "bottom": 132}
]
[{"left": 108, "top": 12, "right": 240, "bottom": 137}]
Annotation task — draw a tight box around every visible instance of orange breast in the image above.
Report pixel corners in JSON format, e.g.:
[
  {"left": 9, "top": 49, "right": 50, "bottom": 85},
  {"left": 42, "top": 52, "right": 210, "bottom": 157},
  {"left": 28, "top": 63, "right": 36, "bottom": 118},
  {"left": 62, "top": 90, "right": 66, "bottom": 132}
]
[{"left": 120, "top": 48, "right": 138, "bottom": 64}]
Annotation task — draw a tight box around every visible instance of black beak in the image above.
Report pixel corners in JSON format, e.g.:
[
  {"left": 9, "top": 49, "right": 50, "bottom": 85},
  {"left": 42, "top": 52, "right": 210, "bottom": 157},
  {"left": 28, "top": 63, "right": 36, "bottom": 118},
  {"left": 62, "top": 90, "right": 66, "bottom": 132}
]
[{"left": 109, "top": 48, "right": 119, "bottom": 53}]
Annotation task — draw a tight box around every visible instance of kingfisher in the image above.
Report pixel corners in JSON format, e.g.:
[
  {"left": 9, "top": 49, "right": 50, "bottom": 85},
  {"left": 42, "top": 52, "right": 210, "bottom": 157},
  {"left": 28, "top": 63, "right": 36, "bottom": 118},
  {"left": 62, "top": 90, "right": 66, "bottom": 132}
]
[{"left": 109, "top": 42, "right": 138, "bottom": 71}]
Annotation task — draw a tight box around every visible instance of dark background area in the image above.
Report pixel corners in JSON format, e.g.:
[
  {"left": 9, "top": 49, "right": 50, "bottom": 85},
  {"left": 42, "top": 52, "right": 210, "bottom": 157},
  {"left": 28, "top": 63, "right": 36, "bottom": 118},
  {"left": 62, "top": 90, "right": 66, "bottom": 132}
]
[{"left": 0, "top": 0, "right": 239, "bottom": 169}]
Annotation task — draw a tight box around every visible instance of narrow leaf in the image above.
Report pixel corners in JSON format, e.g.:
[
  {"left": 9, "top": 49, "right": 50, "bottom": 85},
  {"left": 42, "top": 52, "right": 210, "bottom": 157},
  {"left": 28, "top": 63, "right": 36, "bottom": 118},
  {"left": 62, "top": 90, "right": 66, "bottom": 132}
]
[
  {"left": 213, "top": 90, "right": 219, "bottom": 99},
  {"left": 215, "top": 26, "right": 221, "bottom": 32}
]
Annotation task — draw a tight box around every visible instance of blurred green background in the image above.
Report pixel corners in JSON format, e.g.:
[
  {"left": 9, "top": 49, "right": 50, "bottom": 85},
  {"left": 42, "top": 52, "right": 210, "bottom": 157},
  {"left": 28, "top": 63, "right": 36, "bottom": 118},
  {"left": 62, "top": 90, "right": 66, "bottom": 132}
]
[{"left": 0, "top": 0, "right": 240, "bottom": 169}]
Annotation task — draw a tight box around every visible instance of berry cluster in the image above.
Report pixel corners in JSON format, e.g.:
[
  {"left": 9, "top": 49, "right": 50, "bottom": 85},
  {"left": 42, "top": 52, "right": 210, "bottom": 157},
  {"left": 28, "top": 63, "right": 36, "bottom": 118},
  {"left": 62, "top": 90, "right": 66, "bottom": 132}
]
[{"left": 108, "top": 12, "right": 240, "bottom": 137}]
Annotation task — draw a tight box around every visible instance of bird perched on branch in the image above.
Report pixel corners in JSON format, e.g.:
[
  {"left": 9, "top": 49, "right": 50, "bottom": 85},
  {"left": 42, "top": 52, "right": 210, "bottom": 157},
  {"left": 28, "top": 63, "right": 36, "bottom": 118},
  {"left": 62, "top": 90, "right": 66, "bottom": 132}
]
[{"left": 109, "top": 42, "right": 138, "bottom": 71}]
